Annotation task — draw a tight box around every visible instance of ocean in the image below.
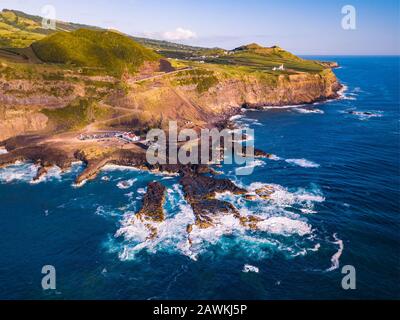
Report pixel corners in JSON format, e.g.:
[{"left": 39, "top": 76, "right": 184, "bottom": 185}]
[{"left": 0, "top": 56, "right": 399, "bottom": 300}]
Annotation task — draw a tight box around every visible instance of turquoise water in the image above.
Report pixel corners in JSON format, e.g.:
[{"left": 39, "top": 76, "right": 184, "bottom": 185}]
[{"left": 0, "top": 56, "right": 399, "bottom": 299}]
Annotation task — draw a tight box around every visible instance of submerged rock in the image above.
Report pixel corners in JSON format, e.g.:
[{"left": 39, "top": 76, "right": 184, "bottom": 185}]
[{"left": 254, "top": 185, "right": 276, "bottom": 200}]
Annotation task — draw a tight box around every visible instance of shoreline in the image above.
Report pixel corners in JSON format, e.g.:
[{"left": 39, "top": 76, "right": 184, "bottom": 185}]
[
  {"left": 0, "top": 82, "right": 344, "bottom": 250},
  {"left": 0, "top": 72, "right": 343, "bottom": 185}
]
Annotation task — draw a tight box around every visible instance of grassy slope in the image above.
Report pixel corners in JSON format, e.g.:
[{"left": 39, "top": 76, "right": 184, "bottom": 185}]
[
  {"left": 0, "top": 10, "right": 336, "bottom": 135},
  {"left": 42, "top": 98, "right": 113, "bottom": 130},
  {"left": 209, "top": 44, "right": 324, "bottom": 74},
  {"left": 0, "top": 9, "right": 103, "bottom": 48},
  {"left": 31, "top": 29, "right": 161, "bottom": 76},
  {"left": 0, "top": 9, "right": 211, "bottom": 55},
  {"left": 165, "top": 44, "right": 326, "bottom": 94}
]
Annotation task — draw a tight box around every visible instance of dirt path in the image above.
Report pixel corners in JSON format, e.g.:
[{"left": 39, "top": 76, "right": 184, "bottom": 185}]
[
  {"left": 127, "top": 67, "right": 194, "bottom": 84},
  {"left": 82, "top": 67, "right": 201, "bottom": 133}
]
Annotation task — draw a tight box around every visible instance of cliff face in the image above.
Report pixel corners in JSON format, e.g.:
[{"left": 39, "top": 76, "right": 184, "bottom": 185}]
[
  {"left": 0, "top": 107, "right": 48, "bottom": 141},
  {"left": 0, "top": 78, "right": 83, "bottom": 140},
  {"left": 0, "top": 65, "right": 341, "bottom": 141},
  {"left": 183, "top": 69, "right": 341, "bottom": 114},
  {"left": 114, "top": 67, "right": 341, "bottom": 128}
]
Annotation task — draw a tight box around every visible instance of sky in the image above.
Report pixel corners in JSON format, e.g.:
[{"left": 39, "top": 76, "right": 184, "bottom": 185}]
[{"left": 1, "top": 0, "right": 399, "bottom": 54}]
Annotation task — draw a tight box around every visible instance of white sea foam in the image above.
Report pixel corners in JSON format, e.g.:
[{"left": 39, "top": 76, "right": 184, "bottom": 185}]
[
  {"left": 73, "top": 179, "right": 87, "bottom": 188},
  {"left": 300, "top": 208, "right": 317, "bottom": 215},
  {"left": 294, "top": 107, "right": 324, "bottom": 114},
  {"left": 114, "top": 184, "right": 317, "bottom": 261},
  {"left": 124, "top": 191, "right": 134, "bottom": 198},
  {"left": 29, "top": 166, "right": 62, "bottom": 184},
  {"left": 117, "top": 178, "right": 137, "bottom": 189},
  {"left": 244, "top": 182, "right": 325, "bottom": 213},
  {"left": 102, "top": 164, "right": 140, "bottom": 172},
  {"left": 338, "top": 84, "right": 360, "bottom": 100},
  {"left": 150, "top": 170, "right": 180, "bottom": 177},
  {"left": 229, "top": 114, "right": 244, "bottom": 121},
  {"left": 348, "top": 110, "right": 383, "bottom": 120},
  {"left": 285, "top": 158, "right": 320, "bottom": 168},
  {"left": 257, "top": 217, "right": 312, "bottom": 236},
  {"left": 231, "top": 115, "right": 264, "bottom": 130},
  {"left": 326, "top": 233, "right": 344, "bottom": 272},
  {"left": 115, "top": 184, "right": 196, "bottom": 260},
  {"left": 61, "top": 161, "right": 84, "bottom": 175},
  {"left": 95, "top": 205, "right": 124, "bottom": 219},
  {"left": 243, "top": 264, "right": 260, "bottom": 273},
  {"left": 338, "top": 85, "right": 350, "bottom": 100},
  {"left": 263, "top": 104, "right": 305, "bottom": 110},
  {"left": 111, "top": 178, "right": 327, "bottom": 262},
  {"left": 235, "top": 159, "right": 265, "bottom": 175},
  {"left": 0, "top": 162, "right": 38, "bottom": 183}
]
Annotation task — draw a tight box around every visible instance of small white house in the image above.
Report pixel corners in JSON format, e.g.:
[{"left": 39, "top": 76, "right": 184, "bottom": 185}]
[
  {"left": 121, "top": 132, "right": 140, "bottom": 142},
  {"left": 273, "top": 64, "right": 285, "bottom": 71}
]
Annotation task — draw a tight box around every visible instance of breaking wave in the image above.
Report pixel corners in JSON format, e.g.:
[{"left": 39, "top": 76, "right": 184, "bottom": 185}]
[
  {"left": 110, "top": 180, "right": 326, "bottom": 261},
  {"left": 232, "top": 115, "right": 264, "bottom": 129},
  {"left": 343, "top": 109, "right": 384, "bottom": 121},
  {"left": 0, "top": 162, "right": 62, "bottom": 184},
  {"left": 117, "top": 178, "right": 137, "bottom": 189},
  {"left": 294, "top": 107, "right": 324, "bottom": 114},
  {"left": 235, "top": 159, "right": 266, "bottom": 175},
  {"left": 285, "top": 158, "right": 320, "bottom": 168},
  {"left": 243, "top": 264, "right": 259, "bottom": 273},
  {"left": 257, "top": 217, "right": 312, "bottom": 236},
  {"left": 326, "top": 233, "right": 344, "bottom": 272},
  {"left": 263, "top": 104, "right": 305, "bottom": 110}
]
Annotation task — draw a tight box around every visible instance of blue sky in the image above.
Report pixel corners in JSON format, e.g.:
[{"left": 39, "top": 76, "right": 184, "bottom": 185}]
[{"left": 1, "top": 0, "right": 399, "bottom": 54}]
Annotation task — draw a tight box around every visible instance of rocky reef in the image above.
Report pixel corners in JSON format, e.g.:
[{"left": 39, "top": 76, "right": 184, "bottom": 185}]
[
  {"left": 180, "top": 171, "right": 246, "bottom": 228},
  {"left": 137, "top": 182, "right": 166, "bottom": 223},
  {"left": 133, "top": 181, "right": 167, "bottom": 239},
  {"left": 0, "top": 130, "right": 280, "bottom": 239}
]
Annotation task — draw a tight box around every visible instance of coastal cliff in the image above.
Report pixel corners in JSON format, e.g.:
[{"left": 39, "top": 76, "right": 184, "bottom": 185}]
[
  {"left": 0, "top": 65, "right": 340, "bottom": 140},
  {"left": 0, "top": 25, "right": 343, "bottom": 243}
]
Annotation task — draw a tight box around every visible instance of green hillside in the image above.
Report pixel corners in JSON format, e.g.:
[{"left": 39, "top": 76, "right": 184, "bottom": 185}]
[
  {"left": 0, "top": 9, "right": 210, "bottom": 55},
  {"left": 0, "top": 9, "right": 102, "bottom": 48},
  {"left": 210, "top": 44, "right": 325, "bottom": 73},
  {"left": 0, "top": 9, "right": 45, "bottom": 47},
  {"left": 31, "top": 29, "right": 161, "bottom": 76}
]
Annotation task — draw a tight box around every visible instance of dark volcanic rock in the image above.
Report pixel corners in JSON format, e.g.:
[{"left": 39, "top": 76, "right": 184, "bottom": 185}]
[
  {"left": 0, "top": 145, "right": 73, "bottom": 170},
  {"left": 137, "top": 182, "right": 167, "bottom": 223},
  {"left": 180, "top": 173, "right": 246, "bottom": 228},
  {"left": 134, "top": 181, "right": 167, "bottom": 239},
  {"left": 254, "top": 148, "right": 273, "bottom": 159},
  {"left": 32, "top": 164, "right": 49, "bottom": 182}
]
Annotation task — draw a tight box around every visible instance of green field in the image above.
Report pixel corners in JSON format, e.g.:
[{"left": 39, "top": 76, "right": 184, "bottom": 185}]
[
  {"left": 31, "top": 29, "right": 161, "bottom": 76},
  {"left": 0, "top": 9, "right": 326, "bottom": 77},
  {"left": 208, "top": 44, "right": 324, "bottom": 74}
]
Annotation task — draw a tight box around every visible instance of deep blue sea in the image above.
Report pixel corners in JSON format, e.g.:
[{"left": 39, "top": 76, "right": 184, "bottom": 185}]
[{"left": 0, "top": 56, "right": 399, "bottom": 300}]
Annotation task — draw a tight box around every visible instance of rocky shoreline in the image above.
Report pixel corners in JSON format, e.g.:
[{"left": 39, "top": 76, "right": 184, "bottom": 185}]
[{"left": 0, "top": 77, "right": 342, "bottom": 239}]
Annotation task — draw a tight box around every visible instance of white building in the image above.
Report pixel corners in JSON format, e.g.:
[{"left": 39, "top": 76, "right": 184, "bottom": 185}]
[
  {"left": 120, "top": 132, "right": 140, "bottom": 142},
  {"left": 273, "top": 64, "right": 285, "bottom": 71}
]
